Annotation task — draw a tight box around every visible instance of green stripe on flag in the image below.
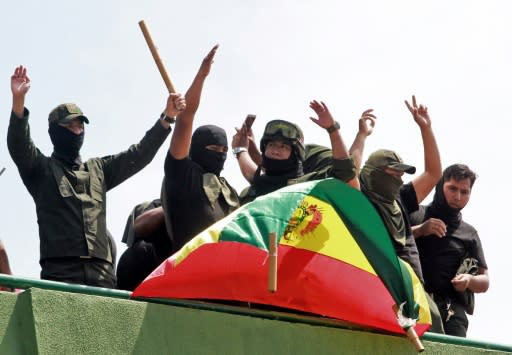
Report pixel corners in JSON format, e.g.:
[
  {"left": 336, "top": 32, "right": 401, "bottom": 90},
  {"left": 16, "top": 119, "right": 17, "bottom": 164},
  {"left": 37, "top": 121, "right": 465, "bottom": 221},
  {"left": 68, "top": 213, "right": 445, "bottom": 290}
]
[
  {"left": 219, "top": 181, "right": 318, "bottom": 248},
  {"left": 308, "top": 178, "right": 417, "bottom": 319}
]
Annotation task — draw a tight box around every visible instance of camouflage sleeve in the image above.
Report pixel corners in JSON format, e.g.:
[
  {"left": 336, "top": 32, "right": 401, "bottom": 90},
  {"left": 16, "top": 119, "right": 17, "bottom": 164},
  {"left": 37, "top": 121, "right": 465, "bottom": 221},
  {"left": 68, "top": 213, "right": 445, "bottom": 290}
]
[
  {"left": 7, "top": 108, "right": 45, "bottom": 182},
  {"left": 331, "top": 157, "right": 356, "bottom": 182},
  {"left": 102, "top": 119, "right": 171, "bottom": 190}
]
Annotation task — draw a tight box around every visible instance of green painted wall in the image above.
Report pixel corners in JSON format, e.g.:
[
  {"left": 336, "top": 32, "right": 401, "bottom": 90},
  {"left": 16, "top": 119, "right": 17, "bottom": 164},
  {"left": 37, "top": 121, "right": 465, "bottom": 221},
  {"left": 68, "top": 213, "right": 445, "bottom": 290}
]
[{"left": 0, "top": 288, "right": 510, "bottom": 355}]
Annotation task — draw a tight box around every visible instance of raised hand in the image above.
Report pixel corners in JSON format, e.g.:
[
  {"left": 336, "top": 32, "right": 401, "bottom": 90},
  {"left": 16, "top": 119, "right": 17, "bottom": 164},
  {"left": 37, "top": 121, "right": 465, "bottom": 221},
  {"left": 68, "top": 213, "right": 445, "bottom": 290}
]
[
  {"left": 165, "top": 93, "right": 186, "bottom": 118},
  {"left": 309, "top": 100, "right": 335, "bottom": 129},
  {"left": 198, "top": 44, "right": 219, "bottom": 78},
  {"left": 358, "top": 109, "right": 376, "bottom": 137},
  {"left": 232, "top": 123, "right": 249, "bottom": 149},
  {"left": 405, "top": 95, "right": 431, "bottom": 128},
  {"left": 11, "top": 65, "right": 31, "bottom": 97}
]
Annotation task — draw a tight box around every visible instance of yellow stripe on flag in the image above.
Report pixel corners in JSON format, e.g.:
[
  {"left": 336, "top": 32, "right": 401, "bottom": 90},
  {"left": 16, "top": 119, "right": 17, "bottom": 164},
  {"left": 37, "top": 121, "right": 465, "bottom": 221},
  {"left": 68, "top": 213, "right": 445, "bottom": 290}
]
[
  {"left": 174, "top": 214, "right": 233, "bottom": 266},
  {"left": 280, "top": 195, "right": 377, "bottom": 276}
]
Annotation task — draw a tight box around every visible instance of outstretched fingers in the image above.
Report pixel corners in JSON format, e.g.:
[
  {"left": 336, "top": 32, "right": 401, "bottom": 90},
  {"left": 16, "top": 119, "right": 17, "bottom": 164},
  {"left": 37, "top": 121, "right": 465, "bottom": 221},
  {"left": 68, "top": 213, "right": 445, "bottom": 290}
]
[
  {"left": 309, "top": 100, "right": 322, "bottom": 124},
  {"left": 198, "top": 44, "right": 219, "bottom": 77},
  {"left": 12, "top": 65, "right": 29, "bottom": 81},
  {"left": 11, "top": 65, "right": 31, "bottom": 95},
  {"left": 361, "top": 109, "right": 376, "bottom": 121},
  {"left": 404, "top": 100, "right": 414, "bottom": 114},
  {"left": 361, "top": 108, "right": 375, "bottom": 117},
  {"left": 359, "top": 109, "right": 376, "bottom": 136},
  {"left": 204, "top": 44, "right": 219, "bottom": 64}
]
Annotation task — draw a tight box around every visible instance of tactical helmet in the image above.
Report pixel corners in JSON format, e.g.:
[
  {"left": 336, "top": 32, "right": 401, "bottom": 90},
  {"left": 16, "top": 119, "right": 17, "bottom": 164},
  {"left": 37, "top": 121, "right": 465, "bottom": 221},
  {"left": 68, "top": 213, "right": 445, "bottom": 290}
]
[{"left": 260, "top": 119, "right": 305, "bottom": 161}]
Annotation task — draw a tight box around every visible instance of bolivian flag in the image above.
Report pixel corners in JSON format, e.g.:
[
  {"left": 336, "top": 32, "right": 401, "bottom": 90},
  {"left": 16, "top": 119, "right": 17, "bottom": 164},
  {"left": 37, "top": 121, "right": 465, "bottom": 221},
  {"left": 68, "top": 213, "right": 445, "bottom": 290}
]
[{"left": 132, "top": 178, "right": 431, "bottom": 336}]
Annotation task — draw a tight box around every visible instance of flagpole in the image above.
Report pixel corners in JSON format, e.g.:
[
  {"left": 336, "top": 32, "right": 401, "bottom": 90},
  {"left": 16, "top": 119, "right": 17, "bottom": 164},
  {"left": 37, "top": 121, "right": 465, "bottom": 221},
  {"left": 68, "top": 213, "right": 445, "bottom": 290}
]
[
  {"left": 268, "top": 232, "right": 278, "bottom": 292},
  {"left": 138, "top": 20, "right": 176, "bottom": 93}
]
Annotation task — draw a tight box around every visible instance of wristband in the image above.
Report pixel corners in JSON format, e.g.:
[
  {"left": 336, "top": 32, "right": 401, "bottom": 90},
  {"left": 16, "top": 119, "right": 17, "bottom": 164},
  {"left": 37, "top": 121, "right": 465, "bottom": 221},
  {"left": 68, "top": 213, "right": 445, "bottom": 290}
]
[
  {"left": 326, "top": 121, "right": 340, "bottom": 133},
  {"left": 160, "top": 113, "right": 176, "bottom": 124},
  {"left": 232, "top": 147, "right": 248, "bottom": 158}
]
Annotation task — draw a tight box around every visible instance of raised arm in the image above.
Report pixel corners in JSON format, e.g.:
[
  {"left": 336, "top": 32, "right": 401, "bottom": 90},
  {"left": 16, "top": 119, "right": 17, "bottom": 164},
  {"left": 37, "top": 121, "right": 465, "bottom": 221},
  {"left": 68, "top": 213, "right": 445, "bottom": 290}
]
[
  {"left": 232, "top": 123, "right": 258, "bottom": 183},
  {"left": 244, "top": 115, "right": 263, "bottom": 166},
  {"left": 7, "top": 66, "right": 44, "bottom": 179},
  {"left": 170, "top": 45, "right": 219, "bottom": 159},
  {"left": 405, "top": 95, "right": 442, "bottom": 203},
  {"left": 349, "top": 109, "right": 376, "bottom": 173},
  {"left": 11, "top": 66, "right": 31, "bottom": 118},
  {"left": 309, "top": 100, "right": 359, "bottom": 189},
  {"left": 159, "top": 93, "right": 186, "bottom": 130}
]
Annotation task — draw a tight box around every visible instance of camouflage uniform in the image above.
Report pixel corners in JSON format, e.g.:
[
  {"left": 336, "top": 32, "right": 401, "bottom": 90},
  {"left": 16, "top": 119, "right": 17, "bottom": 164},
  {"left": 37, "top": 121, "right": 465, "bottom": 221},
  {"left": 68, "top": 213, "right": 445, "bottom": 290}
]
[{"left": 7, "top": 108, "right": 170, "bottom": 288}]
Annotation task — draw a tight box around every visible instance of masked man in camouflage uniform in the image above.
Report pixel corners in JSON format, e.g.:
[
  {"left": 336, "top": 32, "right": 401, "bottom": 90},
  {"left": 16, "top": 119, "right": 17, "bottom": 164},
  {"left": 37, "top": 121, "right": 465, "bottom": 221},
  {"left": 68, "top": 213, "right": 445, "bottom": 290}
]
[
  {"left": 232, "top": 100, "right": 365, "bottom": 204},
  {"left": 8, "top": 65, "right": 185, "bottom": 288}
]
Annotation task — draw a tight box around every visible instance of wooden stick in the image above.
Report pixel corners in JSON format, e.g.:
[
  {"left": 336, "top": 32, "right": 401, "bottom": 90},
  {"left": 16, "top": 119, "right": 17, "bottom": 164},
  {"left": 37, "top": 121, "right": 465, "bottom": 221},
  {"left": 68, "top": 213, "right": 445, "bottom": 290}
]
[
  {"left": 138, "top": 20, "right": 176, "bottom": 93},
  {"left": 268, "top": 232, "right": 278, "bottom": 293},
  {"left": 392, "top": 304, "right": 424, "bottom": 352},
  {"left": 406, "top": 326, "right": 424, "bottom": 353}
]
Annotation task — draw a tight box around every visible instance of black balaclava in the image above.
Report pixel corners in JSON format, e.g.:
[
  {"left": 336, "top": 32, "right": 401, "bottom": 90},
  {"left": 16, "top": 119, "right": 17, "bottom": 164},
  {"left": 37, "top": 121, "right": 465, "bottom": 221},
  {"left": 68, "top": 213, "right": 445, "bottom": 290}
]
[
  {"left": 253, "top": 142, "right": 304, "bottom": 197},
  {"left": 425, "top": 178, "right": 462, "bottom": 235},
  {"left": 262, "top": 147, "right": 302, "bottom": 176},
  {"left": 49, "top": 123, "right": 84, "bottom": 165},
  {"left": 190, "top": 125, "right": 227, "bottom": 176}
]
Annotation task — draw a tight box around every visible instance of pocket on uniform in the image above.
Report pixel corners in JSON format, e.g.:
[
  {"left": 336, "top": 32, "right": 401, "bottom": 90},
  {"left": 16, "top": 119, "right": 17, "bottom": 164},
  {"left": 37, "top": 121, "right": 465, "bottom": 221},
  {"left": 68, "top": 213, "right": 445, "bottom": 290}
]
[
  {"left": 90, "top": 180, "right": 104, "bottom": 202},
  {"left": 57, "top": 178, "right": 73, "bottom": 197}
]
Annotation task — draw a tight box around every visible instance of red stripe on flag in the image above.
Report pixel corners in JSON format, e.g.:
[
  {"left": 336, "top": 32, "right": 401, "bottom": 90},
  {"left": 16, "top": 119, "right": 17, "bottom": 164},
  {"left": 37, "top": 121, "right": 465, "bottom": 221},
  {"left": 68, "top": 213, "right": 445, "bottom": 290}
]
[{"left": 133, "top": 242, "right": 430, "bottom": 335}]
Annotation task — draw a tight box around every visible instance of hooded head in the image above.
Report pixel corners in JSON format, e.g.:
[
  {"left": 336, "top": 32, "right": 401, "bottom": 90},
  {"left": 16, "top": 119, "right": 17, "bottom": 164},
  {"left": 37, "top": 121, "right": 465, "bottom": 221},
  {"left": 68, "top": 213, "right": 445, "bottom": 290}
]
[
  {"left": 428, "top": 164, "right": 477, "bottom": 233},
  {"left": 190, "top": 125, "right": 228, "bottom": 176},
  {"left": 359, "top": 149, "right": 417, "bottom": 247},
  {"left": 360, "top": 149, "right": 416, "bottom": 201},
  {"left": 48, "top": 103, "right": 89, "bottom": 164}
]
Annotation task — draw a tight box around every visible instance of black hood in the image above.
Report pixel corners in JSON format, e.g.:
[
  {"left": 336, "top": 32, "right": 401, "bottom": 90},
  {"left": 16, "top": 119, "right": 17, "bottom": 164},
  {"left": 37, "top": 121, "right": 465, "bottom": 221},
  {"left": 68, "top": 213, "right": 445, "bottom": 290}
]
[{"left": 190, "top": 125, "right": 227, "bottom": 176}]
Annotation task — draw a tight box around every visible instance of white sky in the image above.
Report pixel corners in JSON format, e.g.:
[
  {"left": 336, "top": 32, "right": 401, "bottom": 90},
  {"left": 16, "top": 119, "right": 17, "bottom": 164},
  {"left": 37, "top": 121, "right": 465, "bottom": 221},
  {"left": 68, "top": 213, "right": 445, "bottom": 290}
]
[{"left": 1, "top": 0, "right": 510, "bottom": 345}]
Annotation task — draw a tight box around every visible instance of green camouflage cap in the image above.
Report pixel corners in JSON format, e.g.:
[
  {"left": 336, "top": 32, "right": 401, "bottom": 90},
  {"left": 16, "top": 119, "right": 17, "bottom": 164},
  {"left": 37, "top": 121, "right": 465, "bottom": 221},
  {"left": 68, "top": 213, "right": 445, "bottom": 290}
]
[
  {"left": 48, "top": 103, "right": 89, "bottom": 125},
  {"left": 366, "top": 149, "right": 416, "bottom": 174}
]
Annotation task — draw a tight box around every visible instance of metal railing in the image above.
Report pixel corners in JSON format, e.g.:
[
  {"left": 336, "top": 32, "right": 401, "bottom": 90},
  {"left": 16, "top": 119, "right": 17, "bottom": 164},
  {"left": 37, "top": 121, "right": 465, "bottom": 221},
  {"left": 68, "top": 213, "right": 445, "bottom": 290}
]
[{"left": 0, "top": 273, "right": 511, "bottom": 353}]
